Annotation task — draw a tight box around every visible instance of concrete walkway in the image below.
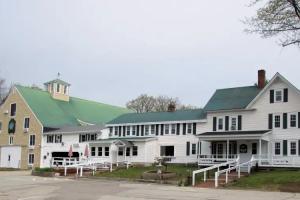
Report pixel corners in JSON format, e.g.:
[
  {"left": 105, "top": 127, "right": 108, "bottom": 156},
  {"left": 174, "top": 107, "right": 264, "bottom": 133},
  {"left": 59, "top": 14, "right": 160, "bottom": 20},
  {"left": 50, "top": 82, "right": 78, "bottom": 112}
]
[{"left": 0, "top": 171, "right": 300, "bottom": 200}]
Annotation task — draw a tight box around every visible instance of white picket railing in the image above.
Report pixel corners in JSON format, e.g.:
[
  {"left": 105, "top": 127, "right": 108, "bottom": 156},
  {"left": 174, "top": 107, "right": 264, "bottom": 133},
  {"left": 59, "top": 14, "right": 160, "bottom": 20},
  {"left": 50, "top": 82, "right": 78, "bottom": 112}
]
[
  {"left": 192, "top": 156, "right": 239, "bottom": 186},
  {"left": 198, "top": 154, "right": 238, "bottom": 165},
  {"left": 214, "top": 155, "right": 257, "bottom": 187},
  {"left": 254, "top": 155, "right": 300, "bottom": 167}
]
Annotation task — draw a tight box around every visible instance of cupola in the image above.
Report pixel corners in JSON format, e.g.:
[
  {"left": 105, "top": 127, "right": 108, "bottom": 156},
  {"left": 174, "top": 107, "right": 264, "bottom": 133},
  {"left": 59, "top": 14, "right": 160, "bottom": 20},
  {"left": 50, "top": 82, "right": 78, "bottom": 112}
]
[{"left": 44, "top": 77, "right": 71, "bottom": 102}]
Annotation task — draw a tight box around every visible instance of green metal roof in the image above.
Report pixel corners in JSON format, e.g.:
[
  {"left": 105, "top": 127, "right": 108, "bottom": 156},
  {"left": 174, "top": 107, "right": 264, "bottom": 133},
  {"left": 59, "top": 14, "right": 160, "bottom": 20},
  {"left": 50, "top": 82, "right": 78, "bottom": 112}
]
[
  {"left": 16, "top": 85, "right": 130, "bottom": 128},
  {"left": 107, "top": 109, "right": 206, "bottom": 124},
  {"left": 203, "top": 86, "right": 261, "bottom": 111}
]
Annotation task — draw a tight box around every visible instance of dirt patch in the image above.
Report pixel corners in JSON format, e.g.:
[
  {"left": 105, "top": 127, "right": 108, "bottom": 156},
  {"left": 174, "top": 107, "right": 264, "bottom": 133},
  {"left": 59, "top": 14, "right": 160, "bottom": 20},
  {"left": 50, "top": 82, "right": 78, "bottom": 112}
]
[{"left": 279, "top": 182, "right": 300, "bottom": 193}]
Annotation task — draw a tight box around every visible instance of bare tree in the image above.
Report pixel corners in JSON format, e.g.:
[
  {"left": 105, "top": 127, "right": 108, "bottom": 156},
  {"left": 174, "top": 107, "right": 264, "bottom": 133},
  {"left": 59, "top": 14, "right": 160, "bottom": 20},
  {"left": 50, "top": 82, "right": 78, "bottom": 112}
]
[
  {"left": 245, "top": 0, "right": 300, "bottom": 47},
  {"left": 0, "top": 78, "right": 8, "bottom": 104},
  {"left": 126, "top": 94, "right": 198, "bottom": 113}
]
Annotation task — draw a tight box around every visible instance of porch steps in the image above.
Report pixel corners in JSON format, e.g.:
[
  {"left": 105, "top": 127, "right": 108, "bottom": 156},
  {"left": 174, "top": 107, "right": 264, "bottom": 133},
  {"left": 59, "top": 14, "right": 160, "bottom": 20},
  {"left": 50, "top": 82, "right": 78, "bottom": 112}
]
[{"left": 195, "top": 172, "right": 248, "bottom": 188}]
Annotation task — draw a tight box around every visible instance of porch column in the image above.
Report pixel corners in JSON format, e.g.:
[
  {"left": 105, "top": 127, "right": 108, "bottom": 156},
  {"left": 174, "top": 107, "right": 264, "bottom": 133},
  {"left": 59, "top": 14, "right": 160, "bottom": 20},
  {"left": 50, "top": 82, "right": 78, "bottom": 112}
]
[
  {"left": 226, "top": 140, "right": 229, "bottom": 161},
  {"left": 116, "top": 147, "right": 119, "bottom": 167},
  {"left": 259, "top": 139, "right": 262, "bottom": 165}
]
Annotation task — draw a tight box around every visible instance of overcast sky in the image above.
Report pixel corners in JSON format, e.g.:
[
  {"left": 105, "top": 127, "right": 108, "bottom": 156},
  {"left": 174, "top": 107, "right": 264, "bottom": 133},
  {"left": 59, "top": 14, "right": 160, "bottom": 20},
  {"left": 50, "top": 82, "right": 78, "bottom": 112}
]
[{"left": 0, "top": 0, "right": 299, "bottom": 108}]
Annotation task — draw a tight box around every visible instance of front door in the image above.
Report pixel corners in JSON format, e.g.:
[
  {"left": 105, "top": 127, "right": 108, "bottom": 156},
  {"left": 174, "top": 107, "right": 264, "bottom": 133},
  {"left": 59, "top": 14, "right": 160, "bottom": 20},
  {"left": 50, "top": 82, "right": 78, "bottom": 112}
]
[{"left": 238, "top": 142, "right": 252, "bottom": 163}]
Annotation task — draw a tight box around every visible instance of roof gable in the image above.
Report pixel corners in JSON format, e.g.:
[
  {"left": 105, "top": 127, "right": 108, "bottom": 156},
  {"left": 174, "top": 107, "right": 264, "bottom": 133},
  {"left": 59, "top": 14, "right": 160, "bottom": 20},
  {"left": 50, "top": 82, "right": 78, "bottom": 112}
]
[
  {"left": 203, "top": 86, "right": 261, "bottom": 112},
  {"left": 16, "top": 85, "right": 130, "bottom": 128},
  {"left": 246, "top": 73, "right": 300, "bottom": 108},
  {"left": 107, "top": 109, "right": 206, "bottom": 125}
]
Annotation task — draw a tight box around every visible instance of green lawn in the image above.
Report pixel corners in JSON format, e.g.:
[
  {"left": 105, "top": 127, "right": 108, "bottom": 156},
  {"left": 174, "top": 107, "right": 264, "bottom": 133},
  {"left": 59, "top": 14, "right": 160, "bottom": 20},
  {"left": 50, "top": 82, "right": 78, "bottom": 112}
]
[
  {"left": 95, "top": 164, "right": 198, "bottom": 185},
  {"left": 228, "top": 169, "right": 300, "bottom": 192}
]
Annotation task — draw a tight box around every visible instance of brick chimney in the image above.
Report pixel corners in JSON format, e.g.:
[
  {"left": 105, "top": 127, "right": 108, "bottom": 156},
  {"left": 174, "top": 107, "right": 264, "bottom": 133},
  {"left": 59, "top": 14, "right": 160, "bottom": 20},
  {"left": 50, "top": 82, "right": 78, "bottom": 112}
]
[
  {"left": 167, "top": 103, "right": 176, "bottom": 112},
  {"left": 258, "top": 69, "right": 266, "bottom": 89}
]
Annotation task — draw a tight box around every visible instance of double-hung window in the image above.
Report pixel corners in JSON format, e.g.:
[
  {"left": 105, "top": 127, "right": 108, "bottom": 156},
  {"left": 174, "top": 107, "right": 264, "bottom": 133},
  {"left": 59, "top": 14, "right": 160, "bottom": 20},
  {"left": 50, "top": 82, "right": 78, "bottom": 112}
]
[
  {"left": 29, "top": 135, "right": 35, "bottom": 147},
  {"left": 191, "top": 144, "right": 197, "bottom": 155},
  {"left": 114, "top": 127, "right": 119, "bottom": 136},
  {"left": 231, "top": 117, "right": 237, "bottom": 131},
  {"left": 98, "top": 147, "right": 102, "bottom": 156},
  {"left": 109, "top": 127, "right": 113, "bottom": 136},
  {"left": 274, "top": 115, "right": 281, "bottom": 128},
  {"left": 275, "top": 89, "right": 283, "bottom": 102},
  {"left": 91, "top": 147, "right": 96, "bottom": 156},
  {"left": 187, "top": 123, "right": 192, "bottom": 134},
  {"left": 132, "top": 146, "right": 138, "bottom": 156},
  {"left": 275, "top": 142, "right": 281, "bottom": 155},
  {"left": 165, "top": 125, "right": 170, "bottom": 135},
  {"left": 132, "top": 126, "right": 136, "bottom": 136},
  {"left": 10, "top": 103, "right": 16, "bottom": 117},
  {"left": 47, "top": 135, "right": 54, "bottom": 143},
  {"left": 218, "top": 118, "right": 224, "bottom": 130},
  {"left": 28, "top": 154, "right": 34, "bottom": 165},
  {"left": 24, "top": 118, "right": 30, "bottom": 129},
  {"left": 126, "top": 126, "right": 131, "bottom": 136},
  {"left": 150, "top": 125, "right": 155, "bottom": 135},
  {"left": 171, "top": 124, "right": 176, "bottom": 134},
  {"left": 105, "top": 147, "right": 109, "bottom": 156},
  {"left": 290, "top": 114, "right": 297, "bottom": 128},
  {"left": 290, "top": 142, "right": 297, "bottom": 155},
  {"left": 55, "top": 135, "right": 62, "bottom": 143},
  {"left": 145, "top": 125, "right": 149, "bottom": 136}
]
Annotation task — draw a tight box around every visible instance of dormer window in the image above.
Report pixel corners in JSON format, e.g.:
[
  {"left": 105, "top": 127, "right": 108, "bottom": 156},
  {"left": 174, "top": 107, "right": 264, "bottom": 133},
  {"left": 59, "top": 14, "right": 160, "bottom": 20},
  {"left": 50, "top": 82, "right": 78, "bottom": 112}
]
[
  {"left": 231, "top": 117, "right": 237, "bottom": 131},
  {"left": 218, "top": 118, "right": 224, "bottom": 130},
  {"left": 275, "top": 89, "right": 283, "bottom": 102}
]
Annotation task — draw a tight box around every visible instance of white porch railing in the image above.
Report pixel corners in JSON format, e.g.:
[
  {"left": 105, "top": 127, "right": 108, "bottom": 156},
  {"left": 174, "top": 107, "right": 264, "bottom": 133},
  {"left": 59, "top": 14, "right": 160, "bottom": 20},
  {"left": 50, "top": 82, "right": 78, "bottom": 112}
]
[
  {"left": 214, "top": 155, "right": 257, "bottom": 187},
  {"left": 51, "top": 157, "right": 80, "bottom": 167},
  {"left": 192, "top": 156, "right": 239, "bottom": 186},
  {"left": 254, "top": 155, "right": 300, "bottom": 167},
  {"left": 198, "top": 154, "right": 238, "bottom": 166}
]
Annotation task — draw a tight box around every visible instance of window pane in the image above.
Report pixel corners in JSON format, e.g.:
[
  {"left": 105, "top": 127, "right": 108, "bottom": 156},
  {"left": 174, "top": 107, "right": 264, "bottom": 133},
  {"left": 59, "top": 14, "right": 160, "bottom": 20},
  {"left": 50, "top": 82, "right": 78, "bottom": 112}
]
[{"left": 275, "top": 143, "right": 281, "bottom": 155}]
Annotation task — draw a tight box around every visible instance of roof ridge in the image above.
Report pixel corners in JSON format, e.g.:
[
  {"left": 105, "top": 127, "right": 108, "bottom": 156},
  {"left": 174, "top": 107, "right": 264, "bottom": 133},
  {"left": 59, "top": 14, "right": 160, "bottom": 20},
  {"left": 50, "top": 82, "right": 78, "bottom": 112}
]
[
  {"left": 16, "top": 85, "right": 128, "bottom": 110},
  {"left": 120, "top": 108, "right": 203, "bottom": 115},
  {"left": 215, "top": 85, "right": 259, "bottom": 91}
]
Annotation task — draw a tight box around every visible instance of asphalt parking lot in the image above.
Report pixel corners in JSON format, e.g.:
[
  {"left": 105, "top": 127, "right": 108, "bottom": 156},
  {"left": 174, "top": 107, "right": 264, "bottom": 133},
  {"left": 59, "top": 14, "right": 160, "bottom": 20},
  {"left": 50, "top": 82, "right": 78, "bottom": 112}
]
[{"left": 0, "top": 171, "right": 300, "bottom": 200}]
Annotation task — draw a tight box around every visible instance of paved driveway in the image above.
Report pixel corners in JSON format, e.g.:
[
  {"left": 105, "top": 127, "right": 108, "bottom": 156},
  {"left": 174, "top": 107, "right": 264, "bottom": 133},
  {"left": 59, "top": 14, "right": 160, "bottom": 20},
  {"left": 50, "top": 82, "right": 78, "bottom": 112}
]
[{"left": 0, "top": 171, "right": 300, "bottom": 200}]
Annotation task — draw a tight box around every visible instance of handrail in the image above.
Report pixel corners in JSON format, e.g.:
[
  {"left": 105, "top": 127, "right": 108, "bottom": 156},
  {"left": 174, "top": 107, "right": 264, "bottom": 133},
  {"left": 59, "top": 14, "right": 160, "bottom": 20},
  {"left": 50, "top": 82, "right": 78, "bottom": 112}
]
[
  {"left": 214, "top": 156, "right": 257, "bottom": 187},
  {"left": 192, "top": 156, "right": 239, "bottom": 186}
]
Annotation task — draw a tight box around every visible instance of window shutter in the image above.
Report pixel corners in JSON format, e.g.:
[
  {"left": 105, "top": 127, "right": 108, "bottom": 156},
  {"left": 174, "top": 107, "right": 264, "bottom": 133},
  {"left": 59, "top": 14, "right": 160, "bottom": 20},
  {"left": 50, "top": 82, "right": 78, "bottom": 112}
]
[
  {"left": 213, "top": 117, "right": 217, "bottom": 131},
  {"left": 225, "top": 116, "right": 229, "bottom": 131},
  {"left": 186, "top": 142, "right": 190, "bottom": 156},
  {"left": 156, "top": 124, "right": 159, "bottom": 136},
  {"left": 141, "top": 125, "right": 144, "bottom": 136},
  {"left": 123, "top": 126, "right": 126, "bottom": 137},
  {"left": 193, "top": 123, "right": 196, "bottom": 135},
  {"left": 183, "top": 123, "right": 186, "bottom": 135},
  {"left": 160, "top": 124, "right": 164, "bottom": 135},
  {"left": 283, "top": 113, "right": 288, "bottom": 129},
  {"left": 270, "top": 90, "right": 274, "bottom": 103},
  {"left": 298, "top": 140, "right": 300, "bottom": 156},
  {"left": 119, "top": 126, "right": 122, "bottom": 137},
  {"left": 298, "top": 112, "right": 300, "bottom": 128},
  {"left": 136, "top": 125, "right": 140, "bottom": 136},
  {"left": 283, "top": 88, "right": 288, "bottom": 102},
  {"left": 197, "top": 142, "right": 201, "bottom": 155},
  {"left": 176, "top": 124, "right": 180, "bottom": 135},
  {"left": 238, "top": 115, "right": 242, "bottom": 130},
  {"left": 268, "top": 114, "right": 273, "bottom": 129},
  {"left": 283, "top": 140, "right": 288, "bottom": 156}
]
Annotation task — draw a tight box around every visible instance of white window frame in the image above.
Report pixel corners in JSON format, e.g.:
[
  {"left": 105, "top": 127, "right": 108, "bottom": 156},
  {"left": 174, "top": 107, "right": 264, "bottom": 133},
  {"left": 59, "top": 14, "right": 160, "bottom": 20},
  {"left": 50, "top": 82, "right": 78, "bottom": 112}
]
[
  {"left": 126, "top": 126, "right": 131, "bottom": 136},
  {"left": 274, "top": 141, "right": 282, "bottom": 156},
  {"left": 230, "top": 117, "right": 237, "bottom": 131},
  {"left": 145, "top": 125, "right": 150, "bottom": 136},
  {"left": 29, "top": 134, "right": 35, "bottom": 147},
  {"left": 274, "top": 89, "right": 283, "bottom": 103},
  {"left": 187, "top": 123, "right": 192, "bottom": 134},
  {"left": 164, "top": 124, "right": 170, "bottom": 135},
  {"left": 24, "top": 117, "right": 30, "bottom": 129},
  {"left": 274, "top": 114, "right": 281, "bottom": 129},
  {"left": 217, "top": 117, "right": 224, "bottom": 131},
  {"left": 28, "top": 153, "right": 34, "bottom": 165},
  {"left": 97, "top": 147, "right": 103, "bottom": 157},
  {"left": 9, "top": 135, "right": 14, "bottom": 145},
  {"left": 114, "top": 127, "right": 119, "bottom": 136},
  {"left": 289, "top": 113, "right": 298, "bottom": 128},
  {"left": 91, "top": 147, "right": 96, "bottom": 157},
  {"left": 132, "top": 126, "right": 136, "bottom": 136},
  {"left": 289, "top": 141, "right": 298, "bottom": 156},
  {"left": 150, "top": 125, "right": 155, "bottom": 135},
  {"left": 191, "top": 143, "right": 197, "bottom": 155},
  {"left": 104, "top": 146, "right": 110, "bottom": 157},
  {"left": 171, "top": 124, "right": 176, "bottom": 135},
  {"left": 10, "top": 103, "right": 17, "bottom": 117}
]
